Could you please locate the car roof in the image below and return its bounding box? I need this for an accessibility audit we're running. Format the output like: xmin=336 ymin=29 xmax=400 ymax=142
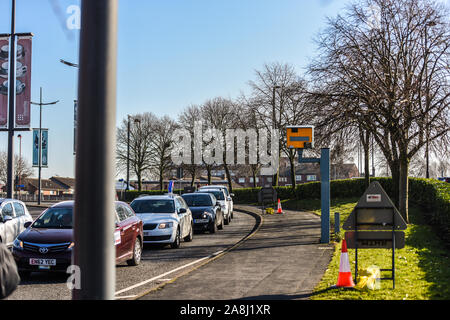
xmin=0 ymin=198 xmax=23 ymax=205
xmin=199 ymin=185 xmax=228 ymax=189
xmin=182 ymin=193 xmax=213 ymax=197
xmin=50 ymin=200 xmax=127 ymax=209
xmin=132 ymin=194 xmax=177 ymax=201
xmin=199 ymin=188 xmax=225 ymax=193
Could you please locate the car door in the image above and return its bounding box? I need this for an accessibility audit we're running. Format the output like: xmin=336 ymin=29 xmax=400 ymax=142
xmin=13 ymin=202 xmax=28 ymax=234
xmin=175 ymin=198 xmax=187 ymax=237
xmin=121 ymin=204 xmax=140 ymax=256
xmin=115 ymin=204 xmax=134 ymax=260
xmin=1 ymin=202 xmax=16 ymax=246
xmin=179 ymin=197 xmax=192 ymax=234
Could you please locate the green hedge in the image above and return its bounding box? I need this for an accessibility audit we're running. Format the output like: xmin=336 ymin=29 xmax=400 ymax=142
xmin=234 ymin=178 xmax=449 ymax=245
xmin=124 ymin=178 xmax=449 ymax=245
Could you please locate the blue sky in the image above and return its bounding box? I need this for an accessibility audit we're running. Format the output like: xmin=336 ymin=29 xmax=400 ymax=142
xmin=0 ymin=0 xmax=359 ymax=179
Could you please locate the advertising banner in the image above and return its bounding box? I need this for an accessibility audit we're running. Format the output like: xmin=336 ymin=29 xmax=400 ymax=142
xmin=32 ymin=128 xmax=49 ymax=168
xmin=74 ymin=100 xmax=77 ymax=155
xmin=15 ymin=36 xmax=32 ymax=128
xmin=32 ymin=129 xmax=39 ymax=167
xmin=0 ymin=37 xmax=9 ymax=128
xmin=41 ymin=129 xmax=48 ymax=167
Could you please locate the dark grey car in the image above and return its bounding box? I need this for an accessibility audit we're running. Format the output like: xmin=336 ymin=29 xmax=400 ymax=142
xmin=0 ymin=199 xmax=33 ymax=248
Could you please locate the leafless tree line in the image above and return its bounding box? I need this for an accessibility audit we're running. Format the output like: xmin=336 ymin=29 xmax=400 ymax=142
xmin=116 ymin=0 xmax=449 ymax=223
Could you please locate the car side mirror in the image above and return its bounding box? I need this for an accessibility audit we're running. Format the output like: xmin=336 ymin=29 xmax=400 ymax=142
xmin=216 ymin=201 xmax=221 ymax=207
xmin=227 ymin=197 xmax=232 ymax=201
xmin=230 ymin=193 xmax=235 ymax=197
xmin=178 ymin=208 xmax=187 ymax=214
xmin=24 ymin=221 xmax=32 ymax=229
xmin=3 ymin=215 xmax=13 ymax=223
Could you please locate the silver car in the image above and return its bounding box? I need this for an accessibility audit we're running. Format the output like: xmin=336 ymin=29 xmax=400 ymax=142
xmin=199 ymin=185 xmax=234 ymax=219
xmin=0 ymin=199 xmax=33 ymax=248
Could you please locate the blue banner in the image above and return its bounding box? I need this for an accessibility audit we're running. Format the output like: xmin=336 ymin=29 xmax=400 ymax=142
xmin=41 ymin=129 xmax=48 ymax=167
xmin=168 ymin=180 xmax=174 ymax=194
xmin=32 ymin=129 xmax=39 ymax=167
xmin=32 ymin=129 xmax=49 ymax=168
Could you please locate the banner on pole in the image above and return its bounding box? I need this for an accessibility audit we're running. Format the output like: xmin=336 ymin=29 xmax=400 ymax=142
xmin=32 ymin=129 xmax=39 ymax=167
xmin=15 ymin=36 xmax=32 ymax=128
xmin=74 ymin=100 xmax=77 ymax=155
xmin=33 ymin=128 xmax=49 ymax=168
xmin=0 ymin=37 xmax=9 ymax=129
xmin=41 ymin=129 xmax=48 ymax=167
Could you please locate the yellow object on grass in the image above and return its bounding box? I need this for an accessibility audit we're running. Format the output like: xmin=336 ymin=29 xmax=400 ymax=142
xmin=355 ymin=266 xmax=381 ymax=290
xmin=265 ymin=208 xmax=274 ymax=215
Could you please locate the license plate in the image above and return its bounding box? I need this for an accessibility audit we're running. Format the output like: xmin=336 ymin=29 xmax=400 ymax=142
xmin=29 ymin=258 xmax=56 ymax=266
xmin=194 ymin=219 xmax=209 ymax=224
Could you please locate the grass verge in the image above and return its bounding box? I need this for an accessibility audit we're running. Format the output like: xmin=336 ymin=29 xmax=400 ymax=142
xmin=284 ymin=198 xmax=450 ymax=300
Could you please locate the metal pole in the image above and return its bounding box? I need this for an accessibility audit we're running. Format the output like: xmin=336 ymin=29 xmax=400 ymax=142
xmin=38 ymin=88 xmax=42 ymax=205
xmin=320 ymin=148 xmax=330 ymax=243
xmin=126 ymin=115 xmax=130 ymax=192
xmin=73 ymin=0 xmax=118 ymax=300
xmin=6 ymin=0 xmax=16 ymax=199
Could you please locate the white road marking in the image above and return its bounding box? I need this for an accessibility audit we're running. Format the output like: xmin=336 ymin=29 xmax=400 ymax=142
xmin=115 ymin=250 xmax=224 ymax=296
xmin=115 ymin=295 xmax=137 ymax=300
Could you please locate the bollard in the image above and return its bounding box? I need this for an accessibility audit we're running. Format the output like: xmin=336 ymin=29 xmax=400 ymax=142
xmin=335 ymin=212 xmax=340 ymax=234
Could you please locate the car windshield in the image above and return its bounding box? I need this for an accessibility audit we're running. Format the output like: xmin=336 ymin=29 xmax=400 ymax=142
xmin=33 ymin=208 xmax=73 ymax=229
xmin=202 ymin=187 xmax=229 ymax=196
xmin=182 ymin=194 xmax=213 ymax=207
xmin=202 ymin=190 xmax=225 ymax=200
xmin=131 ymin=199 xmax=175 ymax=214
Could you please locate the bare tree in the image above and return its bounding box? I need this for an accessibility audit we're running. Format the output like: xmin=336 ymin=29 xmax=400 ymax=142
xmin=0 ymin=152 xmax=33 ymax=189
xmin=116 ymin=113 xmax=157 ymax=191
xmin=309 ymin=0 xmax=450 ymax=222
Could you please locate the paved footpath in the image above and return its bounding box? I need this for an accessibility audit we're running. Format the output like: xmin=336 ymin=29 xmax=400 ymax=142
xmin=140 ymin=205 xmax=334 ymax=300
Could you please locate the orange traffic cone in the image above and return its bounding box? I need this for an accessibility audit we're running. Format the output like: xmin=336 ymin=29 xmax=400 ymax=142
xmin=336 ymin=239 xmax=355 ymax=288
xmin=276 ymin=199 xmax=283 ymax=214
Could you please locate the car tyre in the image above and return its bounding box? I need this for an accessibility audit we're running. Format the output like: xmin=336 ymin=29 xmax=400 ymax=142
xmin=224 ymin=212 xmax=230 ymax=225
xmin=171 ymin=228 xmax=181 ymax=249
xmin=127 ymin=238 xmax=142 ymax=266
xmin=184 ymin=223 xmax=194 ymax=242
xmin=209 ymin=219 xmax=217 ymax=234
xmin=218 ymin=214 xmax=224 ymax=230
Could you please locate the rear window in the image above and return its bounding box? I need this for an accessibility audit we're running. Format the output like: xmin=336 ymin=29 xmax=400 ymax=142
xmin=131 ymin=199 xmax=175 ymax=214
xmin=182 ymin=194 xmax=213 ymax=207
xmin=202 ymin=190 xmax=225 ymax=200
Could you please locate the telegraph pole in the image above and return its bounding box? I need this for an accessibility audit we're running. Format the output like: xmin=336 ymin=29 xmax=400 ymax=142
xmin=73 ymin=0 xmax=118 ymax=300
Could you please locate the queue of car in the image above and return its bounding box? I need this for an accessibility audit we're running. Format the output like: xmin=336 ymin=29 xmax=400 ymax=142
xmin=0 ymin=185 xmax=234 ymax=278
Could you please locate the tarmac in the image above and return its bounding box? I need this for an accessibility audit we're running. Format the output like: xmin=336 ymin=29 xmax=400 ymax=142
xmin=139 ymin=205 xmax=335 ymax=300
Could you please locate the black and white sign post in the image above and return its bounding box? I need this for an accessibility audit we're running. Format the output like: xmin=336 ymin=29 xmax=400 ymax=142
xmin=343 ymin=182 xmax=408 ymax=289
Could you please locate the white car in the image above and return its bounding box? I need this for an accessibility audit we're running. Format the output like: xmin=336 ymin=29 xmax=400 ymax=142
xmin=0 ymin=199 xmax=33 ymax=248
xmin=199 ymin=185 xmax=234 ymax=219
xmin=130 ymin=195 xmax=193 ymax=249
xmin=198 ymin=189 xmax=231 ymax=225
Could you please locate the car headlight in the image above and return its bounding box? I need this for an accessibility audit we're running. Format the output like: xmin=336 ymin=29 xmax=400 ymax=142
xmin=68 ymin=242 xmax=75 ymax=250
xmin=202 ymin=212 xmax=212 ymax=219
xmin=158 ymin=222 xmax=174 ymax=229
xmin=13 ymin=239 xmax=23 ymax=250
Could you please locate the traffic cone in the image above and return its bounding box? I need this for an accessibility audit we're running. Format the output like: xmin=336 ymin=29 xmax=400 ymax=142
xmin=336 ymin=239 xmax=355 ymax=288
xmin=276 ymin=199 xmax=283 ymax=214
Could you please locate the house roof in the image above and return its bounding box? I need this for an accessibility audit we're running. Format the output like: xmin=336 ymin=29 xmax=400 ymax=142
xmin=50 ymin=177 xmax=76 ymax=189
xmin=25 ymin=178 xmax=68 ymax=191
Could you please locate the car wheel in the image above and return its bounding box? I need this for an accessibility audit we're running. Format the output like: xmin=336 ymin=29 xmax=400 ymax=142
xmin=184 ymin=223 xmax=194 ymax=242
xmin=171 ymin=228 xmax=181 ymax=249
xmin=209 ymin=219 xmax=217 ymax=234
xmin=224 ymin=213 xmax=230 ymax=225
xmin=231 ymin=210 xmax=234 ymax=219
xmin=127 ymin=238 xmax=142 ymax=266
xmin=218 ymin=214 xmax=224 ymax=230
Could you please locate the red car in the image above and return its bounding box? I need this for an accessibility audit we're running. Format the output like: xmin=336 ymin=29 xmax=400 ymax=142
xmin=12 ymin=201 xmax=143 ymax=277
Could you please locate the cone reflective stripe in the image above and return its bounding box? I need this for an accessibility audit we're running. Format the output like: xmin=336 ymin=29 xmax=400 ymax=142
xmin=277 ymin=199 xmax=283 ymax=214
xmin=336 ymin=239 xmax=355 ymax=288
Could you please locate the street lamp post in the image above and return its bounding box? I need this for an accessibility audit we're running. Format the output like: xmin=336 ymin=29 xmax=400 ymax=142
xmin=31 ymin=87 xmax=59 ymax=205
